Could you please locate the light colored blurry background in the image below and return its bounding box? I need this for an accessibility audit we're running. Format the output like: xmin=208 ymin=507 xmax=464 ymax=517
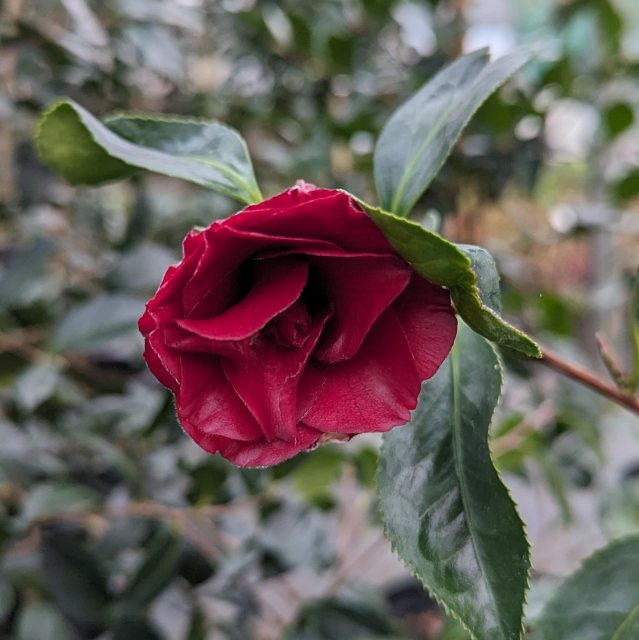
xmin=1 ymin=1 xmax=639 ymax=638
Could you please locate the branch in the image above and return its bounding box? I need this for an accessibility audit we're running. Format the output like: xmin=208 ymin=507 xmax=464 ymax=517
xmin=539 ymin=347 xmax=639 ymax=417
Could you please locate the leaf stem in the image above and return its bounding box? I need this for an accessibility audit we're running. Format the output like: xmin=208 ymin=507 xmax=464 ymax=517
xmin=538 ymin=347 xmax=639 ymax=417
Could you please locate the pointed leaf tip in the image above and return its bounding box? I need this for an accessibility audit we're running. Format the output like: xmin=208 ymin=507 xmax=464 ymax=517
xmin=374 ymin=47 xmax=532 ymax=217
xmin=36 ymin=99 xmax=262 ymax=204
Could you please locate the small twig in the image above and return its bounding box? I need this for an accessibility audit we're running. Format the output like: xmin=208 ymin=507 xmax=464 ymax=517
xmin=539 ymin=347 xmax=639 ymax=417
xmin=27 ymin=497 xmax=259 ymax=530
xmin=595 ymin=332 xmax=629 ymax=391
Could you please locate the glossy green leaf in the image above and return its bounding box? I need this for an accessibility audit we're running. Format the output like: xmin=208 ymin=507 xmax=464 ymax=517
xmin=603 ymin=103 xmax=634 ymax=139
xmin=112 ymin=615 xmax=163 ymax=640
xmin=612 ymin=168 xmax=639 ymax=204
xmin=456 ymin=244 xmax=502 ymax=313
xmin=14 ymin=602 xmax=74 ymax=640
xmin=291 ymin=447 xmax=344 ymax=503
xmin=285 ymin=593 xmax=395 ymax=640
xmin=359 ymin=200 xmax=540 ymax=357
xmin=41 ymin=525 xmax=110 ymax=629
xmin=378 ymin=323 xmax=530 ymax=640
xmin=0 ymin=238 xmax=56 ymax=310
xmin=18 ymin=482 xmax=99 ymax=528
xmin=118 ymin=525 xmax=183 ymax=610
xmin=374 ymin=48 xmax=531 ymax=217
xmin=185 ymin=607 xmax=207 ymax=640
xmin=108 ymin=242 xmax=177 ymax=293
xmin=14 ymin=361 xmax=59 ymax=411
xmin=450 ymin=245 xmax=539 ymax=356
xmin=52 ymin=293 xmax=144 ymax=354
xmin=36 ymin=99 xmax=262 ymax=204
xmin=178 ymin=542 xmax=216 ymax=586
xmin=535 ymin=535 xmax=639 ymax=640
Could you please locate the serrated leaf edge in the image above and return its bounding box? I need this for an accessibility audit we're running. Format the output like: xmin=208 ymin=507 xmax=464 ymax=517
xmin=377 ymin=335 xmax=532 ymax=640
xmin=538 ymin=534 xmax=639 ymax=640
xmin=352 ymin=194 xmax=541 ymax=357
xmin=451 ymin=285 xmax=542 ymax=358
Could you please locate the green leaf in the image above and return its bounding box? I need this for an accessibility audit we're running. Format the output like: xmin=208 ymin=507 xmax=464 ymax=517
xmin=36 ymin=99 xmax=262 ymax=204
xmin=186 ymin=607 xmax=208 ymax=640
xmin=118 ymin=525 xmax=183 ymax=610
xmin=14 ymin=361 xmax=59 ymax=411
xmin=290 ymin=447 xmax=344 ymax=503
xmin=41 ymin=525 xmax=110 ymax=629
xmin=112 ymin=614 xmax=163 ymax=640
xmin=108 ymin=242 xmax=177 ymax=293
xmin=0 ymin=238 xmax=56 ymax=310
xmin=603 ymin=103 xmax=634 ymax=139
xmin=18 ymin=482 xmax=99 ymax=528
xmin=178 ymin=542 xmax=216 ymax=586
xmin=374 ymin=48 xmax=532 ymax=217
xmin=14 ymin=602 xmax=74 ymax=640
xmin=611 ymin=168 xmax=639 ymax=204
xmin=285 ymin=593 xmax=394 ymax=640
xmin=359 ymin=200 xmax=540 ymax=357
xmin=378 ymin=323 xmax=530 ymax=640
xmin=362 ymin=201 xmax=472 ymax=287
xmin=535 ymin=536 xmax=639 ymax=640
xmin=456 ymin=244 xmax=502 ymax=313
xmin=52 ymin=293 xmax=145 ymax=354
xmin=450 ymin=245 xmax=539 ymax=357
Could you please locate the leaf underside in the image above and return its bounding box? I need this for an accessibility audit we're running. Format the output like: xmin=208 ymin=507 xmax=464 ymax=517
xmin=360 ymin=200 xmax=540 ymax=357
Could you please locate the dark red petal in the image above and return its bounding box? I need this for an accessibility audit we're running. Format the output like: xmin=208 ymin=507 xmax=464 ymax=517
xmin=312 ymin=254 xmax=412 ymax=362
xmin=176 ymin=353 xmax=262 ymax=441
xmin=195 ymin=424 xmax=322 ymax=467
xmin=299 ymin=308 xmax=421 ymax=433
xmin=138 ymin=308 xmax=156 ymax=335
xmin=228 ymin=190 xmax=392 ymax=253
xmin=148 ymin=230 xmax=206 ymax=319
xmin=177 ymin=259 xmax=308 ymax=341
xmin=142 ymin=330 xmax=180 ymax=391
xmin=234 ymin=180 xmax=321 ymax=214
xmin=223 ymin=310 xmax=331 ymax=443
xmin=182 ymin=226 xmax=338 ymax=318
xmin=393 ymin=275 xmax=457 ymax=380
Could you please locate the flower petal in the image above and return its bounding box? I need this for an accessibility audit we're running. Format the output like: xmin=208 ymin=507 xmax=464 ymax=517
xmin=299 ymin=308 xmax=421 ymax=433
xmin=147 ymin=229 xmax=205 ymax=322
xmin=394 ymin=275 xmax=458 ymax=380
xmin=198 ymin=424 xmax=322 ymax=467
xmin=177 ymin=259 xmax=308 ymax=341
xmin=223 ymin=310 xmax=331 ymax=442
xmin=182 ymin=225 xmax=337 ymax=318
xmin=177 ymin=353 xmax=262 ymax=442
xmin=312 ymin=254 xmax=412 ymax=362
xmin=143 ymin=329 xmax=181 ymax=391
xmin=230 ymin=189 xmax=391 ymax=253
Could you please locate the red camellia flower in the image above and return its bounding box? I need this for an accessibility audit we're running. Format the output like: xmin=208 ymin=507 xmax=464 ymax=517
xmin=139 ymin=182 xmax=457 ymax=467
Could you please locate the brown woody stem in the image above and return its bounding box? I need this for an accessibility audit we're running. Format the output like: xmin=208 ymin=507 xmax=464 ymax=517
xmin=539 ymin=347 xmax=639 ymax=417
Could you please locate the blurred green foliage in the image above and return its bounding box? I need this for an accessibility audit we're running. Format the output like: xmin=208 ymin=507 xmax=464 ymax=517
xmin=1 ymin=0 xmax=639 ymax=638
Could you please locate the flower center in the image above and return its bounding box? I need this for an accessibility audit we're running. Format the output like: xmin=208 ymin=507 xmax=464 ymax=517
xmin=264 ymin=300 xmax=312 ymax=349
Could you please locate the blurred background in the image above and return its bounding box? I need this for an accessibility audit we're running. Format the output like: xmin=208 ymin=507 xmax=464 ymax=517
xmin=1 ymin=0 xmax=639 ymax=638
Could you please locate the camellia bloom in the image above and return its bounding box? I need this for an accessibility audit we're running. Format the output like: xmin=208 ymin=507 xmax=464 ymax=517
xmin=139 ymin=182 xmax=457 ymax=467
